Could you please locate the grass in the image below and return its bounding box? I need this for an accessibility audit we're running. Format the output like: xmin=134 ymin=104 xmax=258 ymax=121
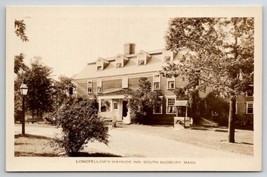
xmin=14 ymin=134 xmax=62 ymax=157
xmin=14 ymin=134 xmax=122 ymax=157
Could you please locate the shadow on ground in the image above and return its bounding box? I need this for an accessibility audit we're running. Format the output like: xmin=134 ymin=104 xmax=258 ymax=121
xmin=69 ymin=152 xmax=122 ymax=157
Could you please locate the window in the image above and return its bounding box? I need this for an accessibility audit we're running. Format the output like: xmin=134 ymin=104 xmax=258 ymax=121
xmin=246 ymin=102 xmax=253 ymax=114
xmin=166 ymin=98 xmax=176 ymax=114
xmin=246 ymin=86 xmax=254 ymax=97
xmin=167 ymin=77 xmax=175 ymax=90
xmin=97 ymin=80 xmax=102 ymax=93
xmin=122 ymin=77 xmax=128 ymax=88
xmin=162 ymin=50 xmax=173 ymax=63
xmin=113 ymin=102 xmax=118 ymax=109
xmin=137 ymin=51 xmax=150 ymax=66
xmin=87 ymin=81 xmax=93 ymax=94
xmin=153 ymin=74 xmax=160 ymax=90
xmin=153 ymin=97 xmax=163 ymax=114
xmin=116 ymin=63 xmax=122 ymax=68
xmin=101 ymin=100 xmax=110 ymax=112
xmin=138 ymin=59 xmax=145 ymax=65
xmin=97 ymin=65 xmax=102 ymax=71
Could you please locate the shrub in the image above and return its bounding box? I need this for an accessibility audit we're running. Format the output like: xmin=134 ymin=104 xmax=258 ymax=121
xmin=56 ymin=96 xmax=109 ymax=156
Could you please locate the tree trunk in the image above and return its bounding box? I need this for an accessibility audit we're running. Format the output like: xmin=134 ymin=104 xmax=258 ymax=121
xmin=228 ymin=96 xmax=236 ymax=143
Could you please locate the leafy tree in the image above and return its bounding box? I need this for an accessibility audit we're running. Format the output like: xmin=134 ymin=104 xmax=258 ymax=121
xmin=55 ymin=96 xmax=109 ymax=156
xmin=128 ymin=77 xmax=163 ymax=123
xmin=52 ymin=76 xmax=75 ymax=110
xmin=163 ymin=17 xmax=254 ymax=142
xmin=24 ymin=58 xmax=54 ymax=119
xmin=14 ymin=19 xmax=29 ymax=122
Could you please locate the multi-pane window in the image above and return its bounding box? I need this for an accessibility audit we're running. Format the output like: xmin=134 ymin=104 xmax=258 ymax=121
xmin=166 ymin=98 xmax=176 ymax=114
xmin=246 ymin=102 xmax=253 ymax=114
xmin=87 ymin=81 xmax=93 ymax=94
xmin=97 ymin=80 xmax=102 ymax=93
xmin=153 ymin=74 xmax=160 ymax=90
xmin=167 ymin=77 xmax=175 ymax=90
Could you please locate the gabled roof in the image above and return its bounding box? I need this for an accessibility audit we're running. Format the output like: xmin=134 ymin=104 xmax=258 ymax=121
xmin=74 ymin=50 xmax=165 ymax=80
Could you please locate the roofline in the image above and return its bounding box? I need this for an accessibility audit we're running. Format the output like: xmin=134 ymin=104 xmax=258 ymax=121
xmin=74 ymin=70 xmax=162 ymax=81
xmin=87 ymin=48 xmax=165 ymax=65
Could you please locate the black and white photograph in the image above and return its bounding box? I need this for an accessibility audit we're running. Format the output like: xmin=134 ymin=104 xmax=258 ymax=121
xmin=6 ymin=6 xmax=262 ymax=171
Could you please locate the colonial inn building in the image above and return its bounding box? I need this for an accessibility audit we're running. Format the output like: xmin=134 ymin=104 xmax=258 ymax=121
xmin=73 ymin=43 xmax=254 ymax=126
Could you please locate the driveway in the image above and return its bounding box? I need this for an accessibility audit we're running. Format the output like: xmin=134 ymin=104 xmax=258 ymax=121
xmin=14 ymin=124 xmax=252 ymax=158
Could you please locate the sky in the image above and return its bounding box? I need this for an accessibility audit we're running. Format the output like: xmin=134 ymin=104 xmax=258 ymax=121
xmin=7 ymin=7 xmax=172 ymax=79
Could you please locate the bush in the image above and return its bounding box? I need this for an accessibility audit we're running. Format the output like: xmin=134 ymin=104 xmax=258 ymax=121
xmin=56 ymin=96 xmax=109 ymax=156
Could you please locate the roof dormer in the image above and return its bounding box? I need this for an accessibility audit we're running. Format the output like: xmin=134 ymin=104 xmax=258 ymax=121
xmin=162 ymin=50 xmax=173 ymax=63
xmin=115 ymin=54 xmax=129 ymax=68
xmin=96 ymin=57 xmax=109 ymax=71
xmin=137 ymin=50 xmax=151 ymax=66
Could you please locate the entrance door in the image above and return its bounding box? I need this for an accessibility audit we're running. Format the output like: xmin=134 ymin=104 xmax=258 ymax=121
xmin=113 ymin=101 xmax=121 ymax=121
xmin=122 ymin=101 xmax=128 ymax=118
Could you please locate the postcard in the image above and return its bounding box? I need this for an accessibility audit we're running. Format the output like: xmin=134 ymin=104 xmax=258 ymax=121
xmin=6 ymin=6 xmax=262 ymax=171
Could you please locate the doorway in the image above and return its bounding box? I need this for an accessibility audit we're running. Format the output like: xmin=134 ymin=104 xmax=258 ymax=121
xmin=122 ymin=101 xmax=128 ymax=117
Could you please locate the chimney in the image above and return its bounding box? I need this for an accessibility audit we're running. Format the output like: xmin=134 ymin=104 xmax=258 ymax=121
xmin=124 ymin=43 xmax=135 ymax=55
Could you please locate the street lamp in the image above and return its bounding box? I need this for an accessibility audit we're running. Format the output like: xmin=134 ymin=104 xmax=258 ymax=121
xmin=20 ymin=81 xmax=28 ymax=135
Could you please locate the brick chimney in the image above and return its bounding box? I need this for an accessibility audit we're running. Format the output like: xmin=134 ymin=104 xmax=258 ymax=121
xmin=124 ymin=43 xmax=135 ymax=55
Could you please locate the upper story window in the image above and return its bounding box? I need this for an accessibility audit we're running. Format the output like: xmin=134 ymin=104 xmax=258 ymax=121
xmin=87 ymin=81 xmax=93 ymax=94
xmin=97 ymin=80 xmax=102 ymax=93
xmin=116 ymin=63 xmax=122 ymax=68
xmin=122 ymin=77 xmax=128 ymax=88
xmin=96 ymin=58 xmax=109 ymax=71
xmin=162 ymin=50 xmax=173 ymax=63
xmin=137 ymin=50 xmax=151 ymax=66
xmin=115 ymin=54 xmax=128 ymax=68
xmin=167 ymin=77 xmax=175 ymax=90
xmin=246 ymin=101 xmax=253 ymax=114
xmin=246 ymin=85 xmax=254 ymax=97
xmin=153 ymin=74 xmax=160 ymax=90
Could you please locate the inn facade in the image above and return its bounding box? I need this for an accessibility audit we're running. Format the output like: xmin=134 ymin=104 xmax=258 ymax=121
xmin=73 ymin=43 xmax=254 ymax=126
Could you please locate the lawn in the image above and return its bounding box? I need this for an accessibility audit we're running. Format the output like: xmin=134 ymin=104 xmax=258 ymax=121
xmin=14 ymin=134 xmax=63 ymax=157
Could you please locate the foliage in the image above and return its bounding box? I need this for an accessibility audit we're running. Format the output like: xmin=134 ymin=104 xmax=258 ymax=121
xmin=128 ymin=77 xmax=163 ymax=123
xmin=14 ymin=19 xmax=29 ymax=121
xmin=23 ymin=58 xmax=54 ymax=119
xmin=55 ymin=96 xmax=109 ymax=156
xmin=14 ymin=53 xmax=29 ymax=74
xmin=163 ymin=17 xmax=254 ymax=142
xmin=203 ymin=91 xmax=229 ymax=126
xmin=52 ymin=76 xmax=75 ymax=111
xmin=14 ymin=19 xmax=29 ymax=42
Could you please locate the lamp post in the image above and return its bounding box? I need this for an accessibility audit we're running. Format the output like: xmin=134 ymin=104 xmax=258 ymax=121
xmin=20 ymin=81 xmax=28 ymax=135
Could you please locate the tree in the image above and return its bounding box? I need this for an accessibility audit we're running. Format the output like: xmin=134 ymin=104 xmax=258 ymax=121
xmin=128 ymin=77 xmax=163 ymax=123
xmin=55 ymin=96 xmax=109 ymax=156
xmin=14 ymin=19 xmax=29 ymax=123
xmin=52 ymin=76 xmax=75 ymax=111
xmin=24 ymin=58 xmax=54 ymax=119
xmin=163 ymin=17 xmax=254 ymax=143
